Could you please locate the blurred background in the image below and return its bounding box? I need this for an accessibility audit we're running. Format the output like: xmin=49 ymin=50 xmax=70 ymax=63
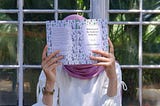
xmin=0 ymin=0 xmax=160 ymax=106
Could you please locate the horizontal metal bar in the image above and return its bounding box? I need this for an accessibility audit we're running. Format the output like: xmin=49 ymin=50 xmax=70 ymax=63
xmin=121 ymin=65 xmax=160 ymax=69
xmin=142 ymin=10 xmax=160 ymax=13
xmin=57 ymin=9 xmax=91 ymax=13
xmin=0 ymin=65 xmax=19 ymax=69
xmin=23 ymin=9 xmax=91 ymax=13
xmin=0 ymin=9 xmax=91 ymax=14
xmin=1 ymin=9 xmax=160 ymax=14
xmin=108 ymin=10 xmax=141 ymax=13
xmin=0 ymin=21 xmax=159 ymax=25
xmin=0 ymin=65 xmax=41 ymax=69
xmin=23 ymin=21 xmax=46 ymax=25
xmin=142 ymin=21 xmax=160 ymax=25
xmin=0 ymin=21 xmax=160 ymax=25
xmin=108 ymin=9 xmax=160 ymax=13
xmin=108 ymin=21 xmax=140 ymax=25
xmin=0 ymin=65 xmax=160 ymax=69
xmin=121 ymin=65 xmax=140 ymax=69
xmin=142 ymin=65 xmax=160 ymax=69
xmin=23 ymin=9 xmax=56 ymax=13
xmin=25 ymin=21 xmax=140 ymax=25
xmin=0 ymin=21 xmax=18 ymax=24
xmin=108 ymin=21 xmax=160 ymax=25
xmin=0 ymin=21 xmax=45 ymax=25
xmin=0 ymin=9 xmax=91 ymax=15
xmin=23 ymin=65 xmax=41 ymax=68
xmin=0 ymin=9 xmax=18 ymax=13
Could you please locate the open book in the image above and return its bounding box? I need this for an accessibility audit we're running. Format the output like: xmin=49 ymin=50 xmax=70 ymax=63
xmin=46 ymin=19 xmax=108 ymax=65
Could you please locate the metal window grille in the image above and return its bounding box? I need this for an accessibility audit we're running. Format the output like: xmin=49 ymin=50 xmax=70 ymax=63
xmin=106 ymin=1 xmax=160 ymax=106
xmin=0 ymin=0 xmax=160 ymax=106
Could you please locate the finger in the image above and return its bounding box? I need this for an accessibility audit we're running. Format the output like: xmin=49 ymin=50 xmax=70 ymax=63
xmin=47 ymin=50 xmax=60 ymax=59
xmin=49 ymin=62 xmax=61 ymax=72
xmin=44 ymin=50 xmax=60 ymax=64
xmin=90 ymin=56 xmax=110 ymax=62
xmin=43 ymin=62 xmax=61 ymax=76
xmin=47 ymin=56 xmax=63 ymax=68
xmin=92 ymin=50 xmax=110 ymax=58
xmin=108 ymin=37 xmax=114 ymax=55
xmin=42 ymin=55 xmax=63 ymax=69
xmin=44 ymin=62 xmax=59 ymax=72
xmin=93 ymin=62 xmax=112 ymax=66
xmin=42 ymin=45 xmax=48 ymax=60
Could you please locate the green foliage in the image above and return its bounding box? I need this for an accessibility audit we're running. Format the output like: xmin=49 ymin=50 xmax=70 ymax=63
xmin=24 ymin=0 xmax=53 ymax=9
xmin=0 ymin=24 xmax=17 ymax=64
xmin=110 ymin=0 xmax=139 ymax=9
xmin=24 ymin=27 xmax=46 ymax=64
xmin=0 ymin=0 xmax=17 ymax=20
xmin=58 ymin=0 xmax=90 ymax=19
xmin=0 ymin=0 xmax=160 ymax=105
xmin=143 ymin=70 xmax=160 ymax=86
xmin=0 ymin=0 xmax=17 ymax=9
xmin=109 ymin=0 xmax=160 ymax=104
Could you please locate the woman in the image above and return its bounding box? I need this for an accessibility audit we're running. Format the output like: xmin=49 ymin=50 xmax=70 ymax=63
xmin=33 ymin=15 xmax=122 ymax=106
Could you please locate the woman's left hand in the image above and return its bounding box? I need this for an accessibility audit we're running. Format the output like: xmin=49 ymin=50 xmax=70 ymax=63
xmin=90 ymin=38 xmax=116 ymax=80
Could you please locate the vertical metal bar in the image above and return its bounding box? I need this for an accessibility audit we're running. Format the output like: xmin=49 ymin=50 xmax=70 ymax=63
xmin=139 ymin=0 xmax=143 ymax=106
xmin=106 ymin=0 xmax=110 ymax=38
xmin=92 ymin=0 xmax=106 ymax=19
xmin=54 ymin=0 xmax=58 ymax=20
xmin=17 ymin=0 xmax=24 ymax=105
xmin=106 ymin=0 xmax=110 ymax=49
xmin=90 ymin=0 xmax=92 ymax=12
xmin=106 ymin=0 xmax=109 ymax=21
xmin=89 ymin=0 xmax=93 ymax=18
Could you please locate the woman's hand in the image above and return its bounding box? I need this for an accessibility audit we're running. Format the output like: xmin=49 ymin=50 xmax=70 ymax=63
xmin=90 ymin=38 xmax=116 ymax=80
xmin=90 ymin=38 xmax=117 ymax=96
xmin=41 ymin=45 xmax=63 ymax=90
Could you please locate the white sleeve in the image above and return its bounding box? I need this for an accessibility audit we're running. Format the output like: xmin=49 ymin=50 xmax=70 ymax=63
xmin=114 ymin=62 xmax=122 ymax=105
xmin=102 ymin=62 xmax=122 ymax=106
xmin=32 ymin=69 xmax=60 ymax=106
xmin=32 ymin=71 xmax=47 ymax=106
xmin=32 ymin=92 xmax=46 ymax=106
xmin=101 ymin=95 xmax=117 ymax=106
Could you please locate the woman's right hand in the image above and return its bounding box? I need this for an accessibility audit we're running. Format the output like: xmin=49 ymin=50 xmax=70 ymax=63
xmin=41 ymin=45 xmax=63 ymax=90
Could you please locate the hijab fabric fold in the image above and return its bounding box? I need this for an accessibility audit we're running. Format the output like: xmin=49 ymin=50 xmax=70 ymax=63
xmin=63 ymin=14 xmax=104 ymax=79
xmin=63 ymin=64 xmax=104 ymax=79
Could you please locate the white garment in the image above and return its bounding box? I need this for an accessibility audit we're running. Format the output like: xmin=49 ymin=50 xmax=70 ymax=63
xmin=33 ymin=63 xmax=122 ymax=106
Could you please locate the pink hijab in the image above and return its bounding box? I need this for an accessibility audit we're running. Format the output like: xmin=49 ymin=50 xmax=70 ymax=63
xmin=63 ymin=14 xmax=104 ymax=79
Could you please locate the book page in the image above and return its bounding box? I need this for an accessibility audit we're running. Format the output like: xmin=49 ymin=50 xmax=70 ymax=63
xmin=51 ymin=27 xmax=72 ymax=56
xmin=84 ymin=23 xmax=102 ymax=53
xmin=46 ymin=19 xmax=108 ymax=65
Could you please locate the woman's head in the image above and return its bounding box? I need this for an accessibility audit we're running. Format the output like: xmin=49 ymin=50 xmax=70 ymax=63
xmin=63 ymin=14 xmax=85 ymax=20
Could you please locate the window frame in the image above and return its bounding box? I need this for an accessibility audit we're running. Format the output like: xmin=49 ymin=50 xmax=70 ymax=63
xmin=0 ymin=0 xmax=160 ymax=105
